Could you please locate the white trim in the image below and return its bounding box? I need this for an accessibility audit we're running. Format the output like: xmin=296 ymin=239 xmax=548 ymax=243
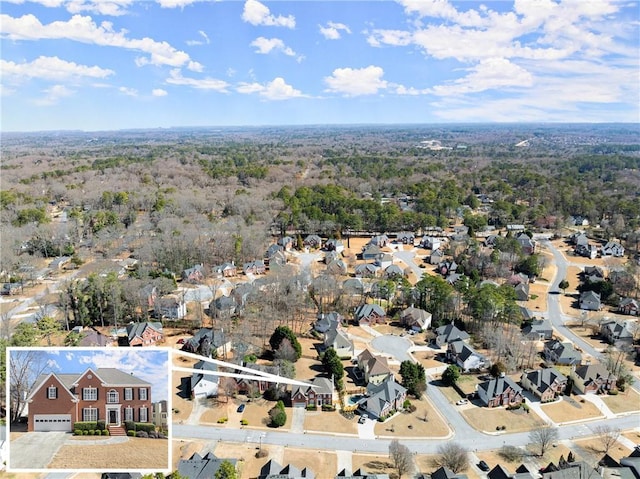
xmin=47 ymin=385 xmax=57 ymax=399
xmin=82 ymin=387 xmax=97 ymax=401
xmin=124 ymin=387 xmax=133 ymax=401
xmin=125 ymin=406 xmax=133 ymax=422
xmin=139 ymin=406 xmax=148 ymax=423
xmin=83 ymin=407 xmax=98 ymax=422
xmin=106 ymin=405 xmax=121 ymax=426
xmin=139 ymin=387 xmax=147 ymax=400
xmin=107 ymin=389 xmax=119 ymax=404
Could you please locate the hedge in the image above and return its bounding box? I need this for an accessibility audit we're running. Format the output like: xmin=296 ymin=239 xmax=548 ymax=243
xmin=124 ymin=420 xmax=135 ymax=431
xmin=127 ymin=430 xmax=136 ymax=437
xmin=134 ymin=422 xmax=155 ymax=433
xmin=96 ymin=420 xmax=106 ymax=431
xmin=73 ymin=429 xmax=82 ymax=436
xmin=103 ymin=430 xmax=110 ymax=435
xmin=74 ymin=421 xmax=98 ymax=431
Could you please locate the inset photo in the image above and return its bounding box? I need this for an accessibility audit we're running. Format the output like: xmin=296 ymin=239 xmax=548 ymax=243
xmin=7 ymin=347 xmax=171 ymax=473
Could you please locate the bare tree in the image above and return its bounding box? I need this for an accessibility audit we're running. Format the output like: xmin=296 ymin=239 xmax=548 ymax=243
xmin=9 ymin=350 xmax=49 ymax=424
xmin=274 ymin=338 xmax=298 ymax=362
xmin=594 ymin=425 xmax=620 ymax=454
xmin=529 ymin=424 xmax=559 ymax=457
xmin=433 ymin=442 xmax=469 ymax=473
xmin=389 ymin=439 xmax=414 ymax=479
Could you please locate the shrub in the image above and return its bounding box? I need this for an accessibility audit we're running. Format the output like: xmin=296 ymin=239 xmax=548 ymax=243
xmin=608 ymin=390 xmax=619 ymax=395
xmin=306 ymin=404 xmax=317 ymax=411
xmin=83 ymin=430 xmax=89 ymax=435
xmin=73 ymin=421 xmax=97 ymax=431
xmin=134 ymin=422 xmax=155 ymax=433
xmin=136 ymin=431 xmax=149 ymax=438
xmin=255 ymin=449 xmax=268 ymax=458
xmin=321 ymin=404 xmax=335 ymax=411
xmin=127 ymin=430 xmax=135 ymax=437
xmin=499 ymin=445 xmax=524 ymax=462
xmin=240 ymin=419 xmax=248 ymax=426
xmin=403 ymin=399 xmax=412 ymax=409
xmin=73 ymin=429 xmax=82 ymax=436
xmin=88 ymin=430 xmax=95 ymax=435
xmin=217 ymin=417 xmax=228 ymax=424
xmin=96 ymin=420 xmax=105 ymax=431
xmin=103 ymin=430 xmax=110 ymax=436
xmin=124 ymin=421 xmax=135 ymax=431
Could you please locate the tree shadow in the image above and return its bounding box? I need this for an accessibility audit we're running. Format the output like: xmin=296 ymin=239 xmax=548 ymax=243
xmin=176 ymin=377 xmax=191 ymax=400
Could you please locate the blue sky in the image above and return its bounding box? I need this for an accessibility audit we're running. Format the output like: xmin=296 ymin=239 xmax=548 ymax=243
xmin=11 ymin=347 xmax=170 ymax=401
xmin=1 ymin=0 xmax=638 ymax=131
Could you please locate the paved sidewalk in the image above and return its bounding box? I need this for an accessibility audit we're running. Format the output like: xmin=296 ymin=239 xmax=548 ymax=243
xmin=580 ymin=394 xmax=616 ymax=419
xmin=336 ymin=450 xmax=353 ymax=474
xmin=522 ymin=391 xmax=557 ymax=426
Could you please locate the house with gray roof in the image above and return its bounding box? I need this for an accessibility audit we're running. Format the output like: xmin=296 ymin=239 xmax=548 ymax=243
xmin=324 ymin=323 xmax=354 ymax=359
xmin=182 ymin=328 xmax=230 ymax=359
xmin=354 ymin=304 xmax=386 ymax=326
xmin=383 ymin=264 xmax=404 ymax=279
xmin=600 ymin=319 xmax=634 ymax=347
xmin=325 ymin=239 xmax=344 ymax=254
xmin=291 ymin=377 xmax=335 ymax=409
xmin=477 ymin=376 xmax=524 ymax=408
xmin=522 ymin=319 xmax=553 ymax=340
xmin=428 ymin=466 xmax=468 ymax=479
xmin=602 ymin=241 xmax=625 ymax=258
xmin=337 ymin=469 xmax=390 ymax=479
xmin=619 ymin=297 xmax=640 ymax=316
xmin=521 ymin=367 xmax=567 ymax=402
xmin=182 ymin=264 xmax=205 ymax=283
xmin=190 ymin=360 xmax=219 ymax=399
xmin=579 ymin=291 xmax=601 ymax=311
xmin=447 ymin=339 xmax=487 ymax=372
xmin=433 ymin=323 xmax=470 ymax=348
xmin=304 ymin=234 xmax=323 ymax=249
xmin=125 ymin=321 xmax=163 ymax=347
xmin=360 ymin=376 xmax=406 ymax=420
xmin=396 ymin=232 xmax=415 ymax=245
xmin=357 ymin=349 xmax=391 ymax=385
xmin=178 ymin=451 xmax=238 ymax=479
xmin=355 ymin=263 xmax=379 ymax=278
xmin=543 ymin=339 xmax=582 ymax=365
xmin=209 ymin=294 xmax=237 ymax=319
xmin=259 ymin=459 xmax=315 ymax=479
xmin=314 ymin=312 xmax=343 ymax=333
xmin=571 ymin=363 xmax=616 ymax=394
xmin=362 ymin=244 xmax=383 ymax=261
xmin=400 ymin=307 xmax=432 ymax=332
xmin=154 ymin=294 xmax=187 ymax=319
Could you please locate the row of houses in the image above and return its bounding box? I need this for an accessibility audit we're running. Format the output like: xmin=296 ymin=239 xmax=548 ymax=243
xmin=570 ymin=233 xmax=625 ymax=259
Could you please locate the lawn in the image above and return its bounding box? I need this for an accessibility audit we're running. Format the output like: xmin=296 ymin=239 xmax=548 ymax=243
xmin=171 ymin=438 xmax=208 ymax=469
xmin=540 ymin=396 xmax=602 ymax=423
xmin=601 ymin=388 xmax=640 ymax=414
xmin=462 ymin=406 xmax=545 ymax=433
xmin=573 ymin=437 xmax=633 ymax=463
xmin=282 ymin=448 xmax=338 ymax=476
xmin=352 ymin=453 xmax=395 ymax=476
xmin=373 ymin=397 xmax=449 ymax=438
xmin=304 ymin=409 xmax=358 ymax=435
xmin=171 ymin=370 xmax=194 ymax=422
xmin=47 ymin=437 xmax=170 ymax=469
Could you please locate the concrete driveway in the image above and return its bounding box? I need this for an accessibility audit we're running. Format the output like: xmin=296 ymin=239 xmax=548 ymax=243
xmin=371 ymin=334 xmax=414 ymax=363
xmin=10 ymin=432 xmax=70 ymax=469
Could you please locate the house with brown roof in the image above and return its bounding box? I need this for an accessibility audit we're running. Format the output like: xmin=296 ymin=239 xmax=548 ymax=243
xmin=400 ymin=307 xmax=432 ymax=332
xmin=619 ymin=298 xmax=639 ymax=316
xmin=357 ymin=349 xmax=391 ymax=385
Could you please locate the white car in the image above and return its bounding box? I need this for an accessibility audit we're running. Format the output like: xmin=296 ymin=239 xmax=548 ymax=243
xmin=456 ymin=399 xmax=468 ymax=406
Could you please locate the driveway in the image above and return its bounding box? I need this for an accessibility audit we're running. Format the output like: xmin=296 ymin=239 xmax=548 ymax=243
xmin=371 ymin=334 xmax=414 ymax=363
xmin=10 ymin=432 xmax=69 ymax=469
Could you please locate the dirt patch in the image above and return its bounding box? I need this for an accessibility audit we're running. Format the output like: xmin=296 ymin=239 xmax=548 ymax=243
xmin=374 ymin=397 xmax=449 ymax=438
xmin=462 ymin=406 xmax=545 ymax=433
xmin=601 ymin=388 xmax=640 ymax=414
xmin=47 ymin=437 xmax=169 ymax=469
xmin=527 ymin=282 xmax=549 ymax=312
xmin=540 ymin=397 xmax=602 ymax=423
xmin=304 ymin=410 xmax=357 ymax=435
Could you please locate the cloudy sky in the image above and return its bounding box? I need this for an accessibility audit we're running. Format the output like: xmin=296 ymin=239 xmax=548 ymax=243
xmin=11 ymin=348 xmax=170 ymax=401
xmin=1 ymin=0 xmax=638 ymax=131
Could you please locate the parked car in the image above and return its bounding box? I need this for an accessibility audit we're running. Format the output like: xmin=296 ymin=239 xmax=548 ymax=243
xmin=358 ymin=414 xmax=368 ymax=424
xmin=176 ymin=338 xmax=185 ymax=344
xmin=237 ymin=404 xmax=245 ymax=413
xmin=456 ymin=399 xmax=468 ymax=406
xmin=478 ymin=461 xmax=490 ymax=471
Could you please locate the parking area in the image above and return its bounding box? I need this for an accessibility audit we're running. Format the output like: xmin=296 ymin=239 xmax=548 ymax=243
xmin=10 ymin=431 xmax=70 ymax=469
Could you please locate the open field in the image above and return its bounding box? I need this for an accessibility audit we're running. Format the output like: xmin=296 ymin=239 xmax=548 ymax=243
xmin=47 ymin=437 xmax=169 ymax=469
xmin=540 ymin=397 xmax=602 ymax=423
xmin=462 ymin=406 xmax=546 ymax=433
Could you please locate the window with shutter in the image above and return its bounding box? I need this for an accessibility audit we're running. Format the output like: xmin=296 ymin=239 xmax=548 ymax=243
xmin=48 ymin=386 xmax=57 ymax=399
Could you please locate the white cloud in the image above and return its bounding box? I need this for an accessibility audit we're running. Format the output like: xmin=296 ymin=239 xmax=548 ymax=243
xmin=366 ymin=29 xmax=412 ymax=47
xmin=34 ymin=84 xmax=74 ymax=105
xmin=250 ymin=37 xmax=296 ymax=56
xmin=158 ymin=0 xmax=198 ymax=7
xmin=0 ymin=14 xmax=202 ymax=70
xmin=1 ymin=56 xmax=114 ymax=82
xmin=118 ymin=86 xmax=138 ymax=96
xmin=237 ymin=77 xmax=304 ymax=100
xmin=319 ymin=21 xmax=351 ymax=40
xmin=152 ymin=88 xmax=168 ymax=96
xmin=166 ymin=68 xmax=229 ymax=91
xmin=431 ymin=57 xmax=533 ymax=96
xmin=47 ymin=358 xmax=61 ymax=369
xmin=324 ymin=65 xmax=388 ymax=96
xmin=242 ymin=0 xmax=295 ymax=28
xmin=3 ymin=0 xmax=133 ymax=16
xmin=186 ymin=30 xmax=209 ymax=46
xmin=65 ymin=352 xmax=74 ymax=361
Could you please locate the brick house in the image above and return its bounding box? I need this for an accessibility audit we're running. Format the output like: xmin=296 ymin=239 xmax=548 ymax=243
xmin=124 ymin=322 xmax=164 ymax=347
xmin=354 ymin=304 xmax=386 ymax=326
xmin=291 ymin=377 xmax=335 ymax=408
xmin=520 ymin=368 xmax=568 ymax=402
xmin=26 ymin=368 xmax=152 ymax=432
xmin=570 ymin=363 xmax=616 ymax=394
xmin=477 ymin=376 xmax=524 ymax=408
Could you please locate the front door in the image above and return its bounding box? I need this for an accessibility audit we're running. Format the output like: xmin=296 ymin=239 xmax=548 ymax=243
xmin=109 ymin=410 xmax=117 ymax=424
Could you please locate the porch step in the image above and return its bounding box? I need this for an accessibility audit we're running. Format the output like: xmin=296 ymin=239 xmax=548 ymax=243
xmin=108 ymin=425 xmax=127 ymax=436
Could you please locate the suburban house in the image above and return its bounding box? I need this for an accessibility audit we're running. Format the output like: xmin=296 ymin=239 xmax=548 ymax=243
xmin=446 ymin=339 xmax=487 ymax=372
xmin=543 ymin=339 xmax=582 ymax=365
xmin=259 ymin=460 xmax=315 ymax=479
xmin=570 ymin=363 xmax=616 ymax=394
xmin=291 ymin=377 xmax=336 ymax=408
xmin=429 ymin=249 xmax=445 ymax=265
xmin=437 ymin=260 xmax=458 ymax=277
xmin=421 ymin=236 xmax=442 ymax=250
xmin=154 ymin=294 xmax=187 ymax=320
xmin=516 ymin=233 xmax=536 ymax=255
xmin=326 ymin=259 xmax=348 ymax=275
xmin=314 ymin=312 xmax=343 ymax=333
xmin=265 ymin=244 xmax=284 ymax=262
xmin=583 ymin=266 xmax=605 ymax=282
xmin=50 ymin=256 xmax=72 ymax=270
xmin=619 ymin=298 xmax=639 ymax=316
xmin=354 ymin=263 xmax=379 ymax=278
xmin=429 ymin=466 xmax=469 ymax=479
xmin=182 ymin=264 xmax=205 ymax=283
xmin=304 ymin=234 xmax=323 ymax=249
xmin=570 ymin=216 xmax=590 ymax=227
xmin=396 ymin=232 xmax=415 ymax=245
xmin=124 ymin=321 xmax=163 ymax=347
xmin=243 ymin=260 xmax=266 ymax=275
xmin=400 ymin=307 xmax=432 ymax=332
xmin=209 ymin=295 xmax=238 ymax=319
xmin=359 ymin=376 xmax=407 ymax=420
xmin=600 ymin=320 xmax=634 ymax=347
xmin=323 ymin=323 xmax=354 ymax=359
xmin=236 ymin=363 xmax=280 ymax=395
xmin=26 ymin=367 xmax=152 ymax=432
xmin=337 ymin=468 xmax=390 ymax=479
xmin=383 ymin=264 xmax=405 ymax=279
xmin=213 ymin=262 xmax=237 ymax=278
xmin=579 ymin=291 xmax=602 ymax=311
xmin=190 ymin=360 xmax=219 ymax=399
xmin=354 ymin=304 xmax=386 ymax=326
xmin=139 ymin=284 xmax=158 ymax=311
xmin=515 ymin=282 xmax=530 ymax=301
xmin=75 ymin=327 xmax=111 ymax=347
xmin=277 ymin=236 xmax=295 ymax=251
xmin=433 ymin=323 xmax=470 ymax=348
xmin=325 ymin=239 xmax=344 ymax=254
xmin=369 ymin=234 xmax=390 ymax=247
xmin=343 ymin=278 xmax=366 ymax=296
xmin=522 ymin=319 xmax=553 ymax=340
xmin=178 ymin=451 xmax=238 ymax=479
xmin=357 ymin=349 xmax=391 ymax=385
xmin=182 ymin=328 xmax=230 ymax=359
xmin=151 ymin=400 xmax=168 ymax=430
xmin=520 ymin=368 xmax=568 ymax=402
xmin=601 ymin=241 xmax=625 ymax=258
xmin=477 ymin=376 xmax=524 ymax=408
xmin=361 ymin=244 xmax=383 ymax=261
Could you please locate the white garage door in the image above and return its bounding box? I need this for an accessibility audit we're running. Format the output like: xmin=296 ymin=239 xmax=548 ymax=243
xmin=33 ymin=414 xmax=72 ymax=432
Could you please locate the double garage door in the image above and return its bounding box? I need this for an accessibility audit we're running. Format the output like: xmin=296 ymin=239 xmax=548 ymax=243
xmin=33 ymin=414 xmax=72 ymax=432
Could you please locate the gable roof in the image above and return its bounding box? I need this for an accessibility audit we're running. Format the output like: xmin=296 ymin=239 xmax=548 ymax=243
xmin=363 ymin=377 xmax=406 ymax=417
xmin=478 ymin=376 xmax=522 ymax=398
xmin=28 ymin=372 xmax=80 ymax=402
xmin=178 ymin=451 xmax=238 ymax=479
xmin=522 ymin=368 xmax=567 ymax=394
xmin=434 ymin=323 xmax=469 ymax=344
xmin=354 ymin=303 xmax=386 ymax=320
xmin=126 ymin=321 xmax=162 ymax=342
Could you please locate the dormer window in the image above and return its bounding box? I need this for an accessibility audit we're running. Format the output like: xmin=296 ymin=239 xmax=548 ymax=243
xmin=47 ymin=386 xmax=57 ymax=399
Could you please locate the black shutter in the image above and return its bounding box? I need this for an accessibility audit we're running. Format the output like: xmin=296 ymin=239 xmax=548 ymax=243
xmin=55 ymin=387 xmax=58 ymax=399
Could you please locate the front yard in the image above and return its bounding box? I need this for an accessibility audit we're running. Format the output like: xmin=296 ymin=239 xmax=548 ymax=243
xmin=373 ymin=397 xmax=450 ymax=438
xmin=540 ymin=396 xmax=602 ymax=423
xmin=462 ymin=406 xmax=545 ymax=433
xmin=304 ymin=409 xmax=357 ymax=435
xmin=601 ymin=388 xmax=640 ymax=414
